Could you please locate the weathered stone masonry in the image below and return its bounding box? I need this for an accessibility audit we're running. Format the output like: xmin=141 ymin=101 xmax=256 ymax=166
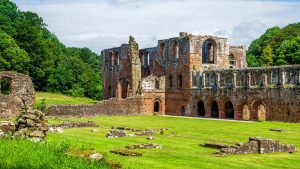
xmin=0 ymin=71 xmax=35 ymax=118
xmin=47 ymin=32 xmax=299 ymax=122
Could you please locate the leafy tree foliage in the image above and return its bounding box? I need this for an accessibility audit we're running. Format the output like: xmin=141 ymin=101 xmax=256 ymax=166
xmin=247 ymin=23 xmax=300 ymax=67
xmin=0 ymin=0 xmax=102 ymax=99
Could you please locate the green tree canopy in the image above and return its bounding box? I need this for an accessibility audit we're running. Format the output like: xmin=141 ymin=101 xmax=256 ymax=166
xmin=247 ymin=23 xmax=300 ymax=67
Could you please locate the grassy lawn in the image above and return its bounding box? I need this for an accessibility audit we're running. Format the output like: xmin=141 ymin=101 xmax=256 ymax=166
xmin=47 ymin=116 xmax=300 ymax=169
xmin=0 ymin=139 xmax=109 ymax=169
xmin=34 ymin=92 xmax=98 ymax=108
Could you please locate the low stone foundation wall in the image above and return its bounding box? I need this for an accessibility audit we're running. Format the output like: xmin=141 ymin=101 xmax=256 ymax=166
xmin=46 ymin=97 xmax=158 ymax=117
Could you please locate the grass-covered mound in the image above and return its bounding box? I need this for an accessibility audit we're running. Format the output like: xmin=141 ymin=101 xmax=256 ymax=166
xmin=35 ymin=92 xmax=97 ymax=108
xmin=0 ymin=139 xmax=109 ymax=169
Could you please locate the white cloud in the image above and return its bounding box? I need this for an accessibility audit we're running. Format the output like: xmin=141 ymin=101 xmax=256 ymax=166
xmin=11 ymin=0 xmax=300 ymax=53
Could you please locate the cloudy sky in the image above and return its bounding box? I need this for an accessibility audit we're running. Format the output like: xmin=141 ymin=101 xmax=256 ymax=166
xmin=11 ymin=0 xmax=300 ymax=54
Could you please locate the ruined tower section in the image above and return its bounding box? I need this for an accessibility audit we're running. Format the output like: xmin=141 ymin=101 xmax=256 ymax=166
xmin=128 ymin=36 xmax=142 ymax=96
xmin=0 ymin=71 xmax=35 ymax=118
xmin=229 ymin=46 xmax=247 ymax=68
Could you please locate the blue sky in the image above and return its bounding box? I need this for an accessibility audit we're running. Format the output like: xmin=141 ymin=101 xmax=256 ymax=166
xmin=11 ymin=0 xmax=300 ymax=53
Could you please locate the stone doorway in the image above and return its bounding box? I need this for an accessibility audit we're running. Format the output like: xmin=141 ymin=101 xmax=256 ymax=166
xmin=211 ymin=101 xmax=219 ymax=118
xmin=154 ymin=101 xmax=160 ymax=113
xmin=197 ymin=101 xmax=205 ymax=117
xmin=225 ymin=101 xmax=234 ymax=119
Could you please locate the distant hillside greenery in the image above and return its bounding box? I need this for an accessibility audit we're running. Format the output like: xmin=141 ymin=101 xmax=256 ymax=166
xmin=247 ymin=22 xmax=300 ymax=67
xmin=0 ymin=0 xmax=102 ymax=99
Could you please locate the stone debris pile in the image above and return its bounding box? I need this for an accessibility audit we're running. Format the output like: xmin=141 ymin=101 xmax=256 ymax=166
xmin=106 ymin=126 xmax=168 ymax=138
xmin=0 ymin=121 xmax=15 ymax=136
xmin=13 ymin=109 xmax=48 ymax=141
xmin=50 ymin=121 xmax=98 ymax=128
xmin=125 ymin=143 xmax=163 ymax=149
xmin=106 ymin=130 xmax=128 ymax=138
xmin=110 ymin=149 xmax=142 ymax=156
xmin=214 ymin=137 xmax=296 ymax=155
xmin=201 ymin=143 xmax=229 ymax=149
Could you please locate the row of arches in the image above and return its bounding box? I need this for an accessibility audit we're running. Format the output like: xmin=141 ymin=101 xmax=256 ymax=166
xmin=196 ymin=99 xmax=266 ymax=121
xmin=197 ymin=100 xmax=234 ymax=119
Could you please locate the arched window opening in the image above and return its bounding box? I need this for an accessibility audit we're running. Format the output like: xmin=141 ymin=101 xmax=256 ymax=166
xmin=225 ymin=101 xmax=234 ymax=119
xmin=160 ymin=42 xmax=165 ymax=58
xmin=229 ymin=54 xmax=236 ymax=67
xmin=202 ymin=39 xmax=216 ymax=64
xmin=154 ymin=101 xmax=160 ymax=112
xmin=173 ymin=41 xmax=179 ymax=58
xmin=181 ymin=106 xmax=185 ymax=116
xmin=114 ymin=52 xmax=119 ymax=66
xmin=155 ymin=79 xmax=160 ymax=89
xmin=108 ymin=86 xmax=111 ymax=98
xmin=178 ymin=75 xmax=183 ymax=88
xmin=211 ymin=101 xmax=219 ymax=118
xmin=169 ymin=75 xmax=173 ymax=88
xmin=121 ymin=80 xmax=128 ymax=99
xmin=109 ymin=51 xmax=113 ymax=67
xmin=197 ymin=101 xmax=205 ymax=117
xmin=0 ymin=78 xmax=11 ymax=95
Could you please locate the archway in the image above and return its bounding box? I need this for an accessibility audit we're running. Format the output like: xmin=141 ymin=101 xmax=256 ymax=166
xmin=202 ymin=39 xmax=216 ymax=64
xmin=154 ymin=101 xmax=160 ymax=113
xmin=242 ymin=105 xmax=250 ymax=121
xmin=121 ymin=80 xmax=128 ymax=99
xmin=197 ymin=101 xmax=205 ymax=116
xmin=251 ymin=101 xmax=266 ymax=121
xmin=0 ymin=78 xmax=11 ymax=95
xmin=225 ymin=101 xmax=234 ymax=119
xmin=211 ymin=101 xmax=219 ymax=118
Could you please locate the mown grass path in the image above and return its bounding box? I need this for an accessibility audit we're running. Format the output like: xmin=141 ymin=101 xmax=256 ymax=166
xmin=47 ymin=116 xmax=300 ymax=169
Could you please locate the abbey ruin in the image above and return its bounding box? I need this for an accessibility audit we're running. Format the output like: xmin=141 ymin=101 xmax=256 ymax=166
xmin=98 ymin=32 xmax=300 ymax=122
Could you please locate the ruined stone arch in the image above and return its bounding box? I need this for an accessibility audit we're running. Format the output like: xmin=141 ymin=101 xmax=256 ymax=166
xmin=178 ymin=74 xmax=183 ymax=88
xmin=211 ymin=100 xmax=219 ymax=118
xmin=224 ymin=100 xmax=234 ymax=119
xmin=172 ymin=40 xmax=179 ymax=58
xmin=251 ymin=100 xmax=266 ymax=121
xmin=202 ymin=38 xmax=217 ymax=64
xmin=197 ymin=100 xmax=205 ymax=117
xmin=117 ymin=78 xmax=130 ymax=99
xmin=0 ymin=77 xmax=12 ymax=95
xmin=153 ymin=98 xmax=162 ymax=114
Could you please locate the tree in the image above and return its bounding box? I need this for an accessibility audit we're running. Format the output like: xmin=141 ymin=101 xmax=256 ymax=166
xmin=0 ymin=31 xmax=30 ymax=73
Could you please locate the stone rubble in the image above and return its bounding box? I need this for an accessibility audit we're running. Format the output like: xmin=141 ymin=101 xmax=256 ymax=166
xmin=13 ymin=109 xmax=48 ymax=141
xmin=89 ymin=153 xmax=103 ymax=160
xmin=125 ymin=143 xmax=162 ymax=149
xmin=201 ymin=143 xmax=230 ymax=149
xmin=110 ymin=149 xmax=142 ymax=156
xmin=134 ymin=130 xmax=154 ymax=136
xmin=50 ymin=121 xmax=98 ymax=128
xmin=215 ymin=137 xmax=296 ymax=155
xmin=269 ymin=128 xmax=288 ymax=132
xmin=106 ymin=130 xmax=127 ymax=138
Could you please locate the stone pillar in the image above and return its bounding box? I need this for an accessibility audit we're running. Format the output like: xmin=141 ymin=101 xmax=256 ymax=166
xmin=233 ymin=73 xmax=237 ymax=88
xmin=247 ymin=73 xmax=251 ymax=88
xmin=202 ymin=73 xmax=206 ymax=88
xmin=219 ymin=108 xmax=225 ymax=119
xmin=263 ymin=73 xmax=268 ymax=88
xmin=280 ymin=70 xmax=285 ymax=87
xmin=216 ymin=72 xmax=220 ymax=88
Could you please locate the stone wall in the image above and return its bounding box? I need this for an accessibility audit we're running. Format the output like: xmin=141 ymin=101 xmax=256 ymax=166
xmin=190 ymin=65 xmax=300 ymax=122
xmin=0 ymin=71 xmax=35 ymax=118
xmin=46 ymin=96 xmax=165 ymax=117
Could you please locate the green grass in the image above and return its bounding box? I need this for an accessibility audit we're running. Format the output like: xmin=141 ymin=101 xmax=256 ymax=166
xmin=46 ymin=116 xmax=300 ymax=169
xmin=34 ymin=92 xmax=98 ymax=108
xmin=0 ymin=139 xmax=109 ymax=169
